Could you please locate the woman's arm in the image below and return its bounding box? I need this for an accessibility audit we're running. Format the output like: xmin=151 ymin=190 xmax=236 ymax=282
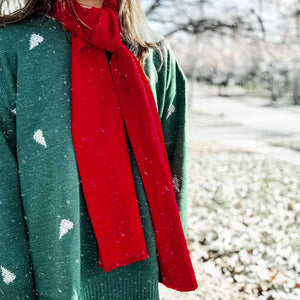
xmin=0 ymin=48 xmax=36 ymax=298
xmin=159 ymin=44 xmax=189 ymax=237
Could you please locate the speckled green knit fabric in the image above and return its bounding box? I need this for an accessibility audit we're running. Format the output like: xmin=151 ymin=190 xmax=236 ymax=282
xmin=0 ymin=12 xmax=188 ymax=300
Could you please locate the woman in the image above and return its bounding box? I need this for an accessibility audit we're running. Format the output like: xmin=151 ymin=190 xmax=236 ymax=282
xmin=0 ymin=0 xmax=198 ymax=299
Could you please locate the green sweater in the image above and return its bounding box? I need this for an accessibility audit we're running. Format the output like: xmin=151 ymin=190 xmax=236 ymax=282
xmin=0 ymin=12 xmax=189 ymax=300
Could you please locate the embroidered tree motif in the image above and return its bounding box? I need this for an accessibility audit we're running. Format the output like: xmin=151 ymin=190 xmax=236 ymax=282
xmin=29 ymin=33 xmax=44 ymax=50
xmin=172 ymin=175 xmax=180 ymax=193
xmin=166 ymin=104 xmax=175 ymax=119
xmin=10 ymin=107 xmax=16 ymax=115
xmin=1 ymin=266 xmax=16 ymax=285
xmin=33 ymin=129 xmax=47 ymax=148
xmin=59 ymin=219 xmax=74 ymax=239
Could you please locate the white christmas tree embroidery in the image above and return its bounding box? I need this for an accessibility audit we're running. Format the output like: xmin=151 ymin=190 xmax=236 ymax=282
xmin=172 ymin=175 xmax=180 ymax=192
xmin=59 ymin=219 xmax=74 ymax=239
xmin=33 ymin=129 xmax=47 ymax=148
xmin=166 ymin=104 xmax=175 ymax=119
xmin=1 ymin=266 xmax=16 ymax=285
xmin=10 ymin=107 xmax=16 ymax=115
xmin=29 ymin=33 xmax=44 ymax=50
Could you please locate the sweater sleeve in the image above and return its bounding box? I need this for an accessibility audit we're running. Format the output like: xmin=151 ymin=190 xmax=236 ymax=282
xmin=0 ymin=49 xmax=36 ymax=299
xmin=160 ymin=44 xmax=189 ymax=238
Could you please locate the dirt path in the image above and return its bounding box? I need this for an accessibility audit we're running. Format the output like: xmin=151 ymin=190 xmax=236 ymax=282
xmin=189 ymin=94 xmax=300 ymax=166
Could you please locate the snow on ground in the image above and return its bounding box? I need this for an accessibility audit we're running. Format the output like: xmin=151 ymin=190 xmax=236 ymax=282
xmin=159 ymin=88 xmax=300 ymax=300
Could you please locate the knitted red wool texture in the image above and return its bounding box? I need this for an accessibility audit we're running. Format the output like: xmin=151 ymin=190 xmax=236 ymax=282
xmin=52 ymin=0 xmax=198 ymax=292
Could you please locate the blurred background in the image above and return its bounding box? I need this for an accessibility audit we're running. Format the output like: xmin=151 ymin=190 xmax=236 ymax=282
xmin=3 ymin=0 xmax=300 ymax=299
xmin=143 ymin=2 xmax=300 ymax=299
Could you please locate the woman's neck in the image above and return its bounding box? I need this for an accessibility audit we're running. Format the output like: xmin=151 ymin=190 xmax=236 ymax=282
xmin=76 ymin=0 xmax=104 ymax=9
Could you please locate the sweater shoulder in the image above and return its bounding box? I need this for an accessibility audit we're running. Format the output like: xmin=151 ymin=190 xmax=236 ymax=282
xmin=145 ymin=30 xmax=183 ymax=92
xmin=0 ymin=14 xmax=63 ymax=53
xmin=149 ymin=31 xmax=170 ymax=68
xmin=148 ymin=31 xmax=179 ymax=78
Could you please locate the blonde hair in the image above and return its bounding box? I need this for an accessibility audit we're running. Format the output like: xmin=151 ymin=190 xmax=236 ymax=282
xmin=0 ymin=0 xmax=166 ymax=69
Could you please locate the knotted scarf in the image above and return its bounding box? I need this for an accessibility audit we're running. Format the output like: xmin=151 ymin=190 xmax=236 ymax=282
xmin=51 ymin=0 xmax=198 ymax=291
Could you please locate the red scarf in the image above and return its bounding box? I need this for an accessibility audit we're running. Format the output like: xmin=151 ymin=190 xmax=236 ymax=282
xmin=51 ymin=0 xmax=197 ymax=292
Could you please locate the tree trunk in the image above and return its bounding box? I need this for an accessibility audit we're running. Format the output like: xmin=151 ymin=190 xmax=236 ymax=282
xmin=293 ymin=68 xmax=300 ymax=105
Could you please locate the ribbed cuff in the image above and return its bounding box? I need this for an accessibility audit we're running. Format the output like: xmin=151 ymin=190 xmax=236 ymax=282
xmin=0 ymin=288 xmax=37 ymax=300
xmin=80 ymin=273 xmax=159 ymax=300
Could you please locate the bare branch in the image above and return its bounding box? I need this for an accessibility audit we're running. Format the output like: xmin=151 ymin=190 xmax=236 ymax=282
xmin=149 ymin=17 xmax=242 ymax=37
xmin=145 ymin=0 xmax=161 ymax=16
